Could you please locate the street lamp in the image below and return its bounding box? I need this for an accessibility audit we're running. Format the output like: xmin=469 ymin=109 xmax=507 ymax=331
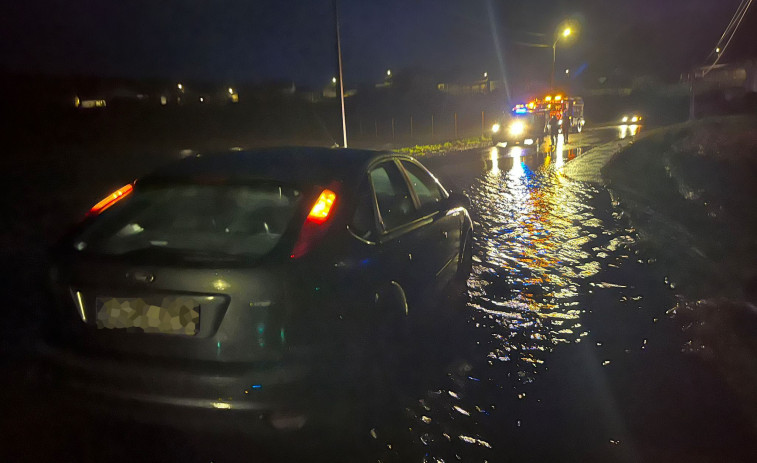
xmin=483 ymin=72 xmax=488 ymax=79
xmin=177 ymin=83 xmax=184 ymax=91
xmin=552 ymin=27 xmax=572 ymax=89
xmin=386 ymin=69 xmax=392 ymax=77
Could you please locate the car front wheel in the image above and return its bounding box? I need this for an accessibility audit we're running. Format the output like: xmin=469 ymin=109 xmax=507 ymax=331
xmin=456 ymin=232 xmax=473 ymax=283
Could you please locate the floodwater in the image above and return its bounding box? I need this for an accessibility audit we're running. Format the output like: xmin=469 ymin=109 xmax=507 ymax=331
xmin=361 ymin=140 xmax=757 ymax=462
xmin=3 ymin=131 xmax=756 ymax=462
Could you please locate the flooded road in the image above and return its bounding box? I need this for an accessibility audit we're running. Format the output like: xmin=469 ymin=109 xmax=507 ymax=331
xmin=3 ymin=128 xmax=756 ymax=462
xmin=362 ymin=136 xmax=757 ymax=462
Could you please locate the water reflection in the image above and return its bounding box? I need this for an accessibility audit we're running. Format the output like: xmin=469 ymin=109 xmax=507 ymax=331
xmin=488 ymin=147 xmax=499 ymax=174
xmin=472 ymin=147 xmax=596 ymax=362
xmin=374 ymin=145 xmax=642 ymax=461
xmin=619 ymin=124 xmax=640 ymax=139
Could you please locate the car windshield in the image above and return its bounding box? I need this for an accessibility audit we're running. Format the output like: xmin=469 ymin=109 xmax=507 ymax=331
xmin=75 ymin=184 xmax=301 ymax=261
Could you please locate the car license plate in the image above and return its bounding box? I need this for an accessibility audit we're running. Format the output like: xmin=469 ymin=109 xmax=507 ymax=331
xmin=95 ymin=296 xmax=200 ymax=336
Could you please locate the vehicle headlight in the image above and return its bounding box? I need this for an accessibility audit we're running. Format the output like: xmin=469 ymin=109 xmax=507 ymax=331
xmin=491 ymin=123 xmax=501 ymax=133
xmin=631 ymin=116 xmax=638 ymax=122
xmin=622 ymin=116 xmax=629 ymax=123
xmin=509 ymin=121 xmax=525 ymax=136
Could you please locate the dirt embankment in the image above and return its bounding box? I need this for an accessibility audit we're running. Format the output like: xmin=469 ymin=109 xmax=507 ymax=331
xmin=600 ymin=115 xmax=757 ymax=426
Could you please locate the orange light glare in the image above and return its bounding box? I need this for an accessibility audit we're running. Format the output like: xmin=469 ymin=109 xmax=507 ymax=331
xmin=307 ymin=189 xmax=337 ymax=223
xmin=89 ymin=184 xmax=134 ymax=215
xmin=555 ymin=95 xmax=563 ymax=101
xmin=545 ymin=96 xmax=552 ymax=102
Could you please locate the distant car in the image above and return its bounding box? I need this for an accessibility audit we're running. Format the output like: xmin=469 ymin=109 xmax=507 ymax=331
xmin=621 ymin=114 xmax=643 ymax=124
xmin=42 ymin=147 xmax=473 ymax=430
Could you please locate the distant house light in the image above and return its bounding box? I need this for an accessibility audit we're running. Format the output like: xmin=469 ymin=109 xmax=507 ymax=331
xmin=78 ymin=99 xmax=106 ymax=109
xmin=160 ymin=96 xmax=167 ymax=106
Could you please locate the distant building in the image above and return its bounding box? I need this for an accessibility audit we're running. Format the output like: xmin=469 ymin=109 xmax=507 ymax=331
xmin=436 ymin=78 xmax=501 ymax=95
xmin=74 ymin=96 xmax=106 ymax=109
xmin=322 ymin=86 xmax=357 ymax=99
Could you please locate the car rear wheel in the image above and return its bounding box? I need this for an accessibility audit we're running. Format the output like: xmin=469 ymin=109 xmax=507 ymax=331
xmin=354 ymin=283 xmax=411 ymax=427
xmin=314 ymin=283 xmax=410 ymax=440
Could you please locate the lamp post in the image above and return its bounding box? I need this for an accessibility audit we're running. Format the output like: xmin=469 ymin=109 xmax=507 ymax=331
xmin=334 ymin=0 xmax=347 ymax=147
xmin=551 ymin=27 xmax=571 ymax=89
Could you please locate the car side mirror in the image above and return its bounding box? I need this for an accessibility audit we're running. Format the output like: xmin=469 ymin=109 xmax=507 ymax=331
xmin=447 ymin=191 xmax=470 ymax=209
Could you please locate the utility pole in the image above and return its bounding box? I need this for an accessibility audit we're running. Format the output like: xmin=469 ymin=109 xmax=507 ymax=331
xmin=689 ymin=70 xmax=697 ymax=120
xmin=334 ymin=0 xmax=347 ymax=148
xmin=551 ymin=27 xmax=572 ymax=90
xmin=551 ymin=42 xmax=556 ymax=89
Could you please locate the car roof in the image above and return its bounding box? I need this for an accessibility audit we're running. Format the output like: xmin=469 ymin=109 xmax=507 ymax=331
xmin=141 ymin=146 xmax=398 ymax=188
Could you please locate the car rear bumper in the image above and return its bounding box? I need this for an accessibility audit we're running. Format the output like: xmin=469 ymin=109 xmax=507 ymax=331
xmin=33 ymin=341 xmax=347 ymax=432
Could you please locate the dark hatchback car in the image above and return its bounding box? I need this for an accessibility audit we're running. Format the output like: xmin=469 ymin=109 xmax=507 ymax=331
xmin=41 ymin=147 xmax=473 ymax=430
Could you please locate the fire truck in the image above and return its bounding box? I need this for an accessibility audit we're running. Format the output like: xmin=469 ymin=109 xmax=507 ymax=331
xmin=543 ymin=94 xmax=585 ymax=135
xmin=491 ymin=94 xmax=585 ymax=145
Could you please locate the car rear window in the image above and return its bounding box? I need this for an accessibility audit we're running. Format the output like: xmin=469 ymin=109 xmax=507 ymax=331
xmin=74 ymin=184 xmax=301 ymax=261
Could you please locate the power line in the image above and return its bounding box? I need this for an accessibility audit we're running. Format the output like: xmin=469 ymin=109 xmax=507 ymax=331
xmin=511 ymin=40 xmax=551 ymax=48
xmin=703 ymin=0 xmax=752 ymax=75
xmin=705 ymin=0 xmax=748 ymax=60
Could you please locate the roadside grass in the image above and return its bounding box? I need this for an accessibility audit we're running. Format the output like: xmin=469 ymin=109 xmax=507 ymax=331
xmin=395 ymin=136 xmax=492 ymax=157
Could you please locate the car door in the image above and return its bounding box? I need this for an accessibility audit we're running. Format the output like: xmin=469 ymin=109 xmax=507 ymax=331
xmin=398 ymin=159 xmax=462 ymax=287
xmin=365 ymin=160 xmax=428 ymax=301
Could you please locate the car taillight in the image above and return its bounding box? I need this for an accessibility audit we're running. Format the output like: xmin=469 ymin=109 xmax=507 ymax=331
xmin=88 ymin=184 xmax=134 ymax=216
xmin=290 ymin=189 xmax=337 ymax=259
xmin=306 ymin=189 xmax=336 ymax=223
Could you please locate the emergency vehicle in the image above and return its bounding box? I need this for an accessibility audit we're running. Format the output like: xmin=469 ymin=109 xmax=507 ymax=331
xmin=544 ymin=94 xmax=585 ymax=134
xmin=491 ymin=94 xmax=585 ymax=145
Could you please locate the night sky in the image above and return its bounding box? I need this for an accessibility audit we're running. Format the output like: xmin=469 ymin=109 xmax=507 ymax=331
xmin=2 ymin=0 xmax=754 ymax=88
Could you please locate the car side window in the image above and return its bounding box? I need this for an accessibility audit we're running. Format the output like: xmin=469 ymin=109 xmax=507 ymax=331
xmin=350 ymin=179 xmax=375 ymax=240
xmin=369 ymin=162 xmax=416 ymax=231
xmin=400 ymin=161 xmax=445 ymax=208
